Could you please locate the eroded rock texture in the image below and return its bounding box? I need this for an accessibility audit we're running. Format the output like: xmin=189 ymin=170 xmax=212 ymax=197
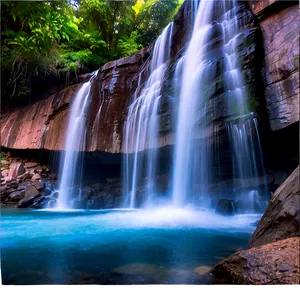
xmin=0 ymin=49 xmax=149 ymax=153
xmin=250 ymin=1 xmax=299 ymax=130
xmin=0 ymin=84 xmax=80 ymax=150
xmin=212 ymin=237 xmax=300 ymax=284
xmin=249 ymin=165 xmax=300 ymax=248
xmin=212 ymin=165 xmax=300 ymax=284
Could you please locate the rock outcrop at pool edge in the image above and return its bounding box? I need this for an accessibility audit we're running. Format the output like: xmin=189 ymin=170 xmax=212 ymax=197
xmin=212 ymin=165 xmax=300 ymax=284
xmin=248 ymin=165 xmax=300 ymax=248
xmin=212 ymin=237 xmax=300 ymax=284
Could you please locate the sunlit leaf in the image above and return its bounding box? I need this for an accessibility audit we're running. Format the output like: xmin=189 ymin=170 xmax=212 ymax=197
xmin=132 ymin=0 xmax=144 ymax=16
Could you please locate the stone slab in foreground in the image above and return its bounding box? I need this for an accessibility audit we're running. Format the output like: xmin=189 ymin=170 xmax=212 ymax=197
xmin=212 ymin=237 xmax=300 ymax=284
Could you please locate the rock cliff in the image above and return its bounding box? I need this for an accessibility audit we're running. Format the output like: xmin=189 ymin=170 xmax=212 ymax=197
xmin=0 ymin=49 xmax=149 ymax=153
xmin=0 ymin=1 xmax=261 ymax=153
xmin=0 ymin=0 xmax=298 ymax=168
xmin=249 ymin=0 xmax=299 ymax=130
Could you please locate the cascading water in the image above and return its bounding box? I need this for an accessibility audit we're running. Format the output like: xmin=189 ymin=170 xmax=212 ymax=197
xmin=123 ymin=23 xmax=174 ymax=208
xmin=56 ymin=70 xmax=98 ymax=209
xmin=171 ymin=0 xmax=267 ymax=208
xmin=172 ymin=0 xmax=215 ymax=207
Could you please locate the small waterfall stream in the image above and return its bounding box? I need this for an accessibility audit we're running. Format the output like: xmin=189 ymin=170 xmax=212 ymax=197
xmin=56 ymin=71 xmax=98 ymax=209
xmin=123 ymin=23 xmax=174 ymax=208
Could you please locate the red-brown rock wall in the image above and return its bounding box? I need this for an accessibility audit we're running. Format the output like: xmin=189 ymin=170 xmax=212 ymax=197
xmin=249 ymin=1 xmax=300 ymax=130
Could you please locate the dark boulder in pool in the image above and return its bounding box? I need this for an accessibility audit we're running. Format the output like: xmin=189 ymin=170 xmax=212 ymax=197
xmin=17 ymin=195 xmax=40 ymax=208
xmin=215 ymin=199 xmax=235 ymax=215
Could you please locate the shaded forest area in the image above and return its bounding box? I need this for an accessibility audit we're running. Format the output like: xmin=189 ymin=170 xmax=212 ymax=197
xmin=1 ymin=0 xmax=182 ymax=110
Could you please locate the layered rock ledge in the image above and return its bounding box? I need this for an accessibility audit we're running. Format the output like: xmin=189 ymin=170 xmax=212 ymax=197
xmin=0 ymin=49 xmax=148 ymax=153
xmin=249 ymin=0 xmax=300 ymax=130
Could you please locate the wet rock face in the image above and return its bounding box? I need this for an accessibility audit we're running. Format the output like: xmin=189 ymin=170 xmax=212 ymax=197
xmin=248 ymin=165 xmax=300 ymax=248
xmin=0 ymin=49 xmax=148 ymax=154
xmin=0 ymin=84 xmax=80 ymax=150
xmin=85 ymin=48 xmax=149 ymax=153
xmin=249 ymin=1 xmax=299 ymax=130
xmin=159 ymin=1 xmax=263 ymax=141
xmin=212 ymin=237 xmax=300 ymax=285
xmin=0 ymin=1 xmax=262 ymax=156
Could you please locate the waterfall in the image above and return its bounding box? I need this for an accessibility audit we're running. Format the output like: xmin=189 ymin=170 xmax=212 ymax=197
xmin=172 ymin=0 xmax=215 ymax=206
xmin=123 ymin=23 xmax=174 ymax=208
xmin=171 ymin=0 xmax=266 ymax=207
xmin=56 ymin=70 xmax=98 ymax=209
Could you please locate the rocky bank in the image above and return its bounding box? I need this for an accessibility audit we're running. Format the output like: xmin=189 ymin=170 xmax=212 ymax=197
xmin=212 ymin=165 xmax=300 ymax=284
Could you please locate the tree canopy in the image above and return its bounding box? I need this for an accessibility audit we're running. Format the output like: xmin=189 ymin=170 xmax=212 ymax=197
xmin=1 ymin=0 xmax=183 ymax=107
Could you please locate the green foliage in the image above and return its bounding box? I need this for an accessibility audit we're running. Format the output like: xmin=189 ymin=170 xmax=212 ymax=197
xmin=117 ymin=31 xmax=143 ymax=57
xmin=293 ymin=55 xmax=299 ymax=69
xmin=0 ymin=152 xmax=8 ymax=162
xmin=1 ymin=0 xmax=182 ymax=105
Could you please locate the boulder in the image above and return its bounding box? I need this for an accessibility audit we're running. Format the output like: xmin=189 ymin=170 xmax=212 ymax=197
xmin=111 ymin=187 xmax=123 ymax=198
xmin=17 ymin=171 xmax=30 ymax=181
xmin=18 ymin=181 xmax=32 ymax=190
xmin=103 ymin=194 xmax=114 ymax=208
xmin=41 ymin=189 xmax=52 ymax=196
xmin=28 ymin=196 xmax=49 ymax=209
xmin=24 ymin=162 xmax=38 ymax=169
xmin=81 ymin=185 xmax=92 ymax=197
xmin=103 ymin=186 xmax=111 ymax=193
xmin=96 ymin=191 xmax=108 ymax=198
xmin=1 ymin=169 xmax=9 ymax=177
xmin=29 ymin=169 xmax=36 ymax=176
xmin=17 ymin=195 xmax=40 ymax=208
xmin=86 ymin=198 xmax=103 ymax=209
xmin=8 ymin=163 xmax=25 ymax=178
xmin=114 ymin=196 xmax=122 ymax=207
xmin=1 ymin=175 xmax=14 ymax=184
xmin=9 ymin=190 xmax=25 ymax=201
xmin=0 ymin=186 xmax=8 ymax=202
xmin=7 ymin=180 xmax=18 ymax=189
xmin=249 ymin=166 xmax=300 ymax=248
xmin=91 ymin=183 xmax=102 ymax=191
xmin=215 ymin=199 xmax=235 ymax=215
xmin=33 ymin=180 xmax=44 ymax=191
xmin=24 ymin=185 xmax=40 ymax=198
xmin=31 ymin=173 xmax=42 ymax=181
xmin=212 ymin=237 xmax=300 ymax=285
